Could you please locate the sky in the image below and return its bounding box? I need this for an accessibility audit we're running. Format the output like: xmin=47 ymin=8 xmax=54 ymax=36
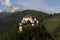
xmin=0 ymin=0 xmax=60 ymax=13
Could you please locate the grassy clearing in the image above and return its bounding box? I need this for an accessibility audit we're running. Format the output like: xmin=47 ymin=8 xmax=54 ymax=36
xmin=43 ymin=18 xmax=60 ymax=33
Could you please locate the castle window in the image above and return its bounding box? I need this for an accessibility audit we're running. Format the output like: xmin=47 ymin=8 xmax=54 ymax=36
xmin=27 ymin=20 xmax=31 ymax=24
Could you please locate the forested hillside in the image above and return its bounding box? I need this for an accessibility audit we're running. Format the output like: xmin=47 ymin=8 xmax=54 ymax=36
xmin=43 ymin=13 xmax=60 ymax=40
xmin=0 ymin=10 xmax=49 ymax=35
xmin=0 ymin=10 xmax=60 ymax=40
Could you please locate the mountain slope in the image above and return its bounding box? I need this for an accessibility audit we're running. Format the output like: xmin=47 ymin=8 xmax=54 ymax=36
xmin=43 ymin=13 xmax=60 ymax=40
xmin=0 ymin=10 xmax=60 ymax=40
xmin=0 ymin=10 xmax=50 ymax=35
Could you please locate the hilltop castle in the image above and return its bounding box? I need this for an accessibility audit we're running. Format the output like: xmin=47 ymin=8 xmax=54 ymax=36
xmin=19 ymin=15 xmax=39 ymax=32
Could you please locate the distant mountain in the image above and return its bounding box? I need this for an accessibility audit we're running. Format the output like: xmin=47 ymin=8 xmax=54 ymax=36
xmin=0 ymin=7 xmax=25 ymax=13
xmin=0 ymin=12 xmax=9 ymax=19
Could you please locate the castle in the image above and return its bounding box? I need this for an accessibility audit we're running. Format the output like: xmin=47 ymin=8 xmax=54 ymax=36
xmin=19 ymin=15 xmax=39 ymax=32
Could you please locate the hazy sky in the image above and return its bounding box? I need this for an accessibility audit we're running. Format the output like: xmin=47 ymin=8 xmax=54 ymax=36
xmin=0 ymin=0 xmax=60 ymax=13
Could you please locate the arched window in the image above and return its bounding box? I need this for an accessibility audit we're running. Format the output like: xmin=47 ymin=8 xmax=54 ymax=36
xmin=27 ymin=20 xmax=31 ymax=24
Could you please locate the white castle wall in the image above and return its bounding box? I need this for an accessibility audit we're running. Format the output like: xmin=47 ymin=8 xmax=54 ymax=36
xmin=19 ymin=16 xmax=39 ymax=32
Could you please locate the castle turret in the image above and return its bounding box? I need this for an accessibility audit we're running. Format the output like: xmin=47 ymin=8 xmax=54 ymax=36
xmin=19 ymin=23 xmax=23 ymax=32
